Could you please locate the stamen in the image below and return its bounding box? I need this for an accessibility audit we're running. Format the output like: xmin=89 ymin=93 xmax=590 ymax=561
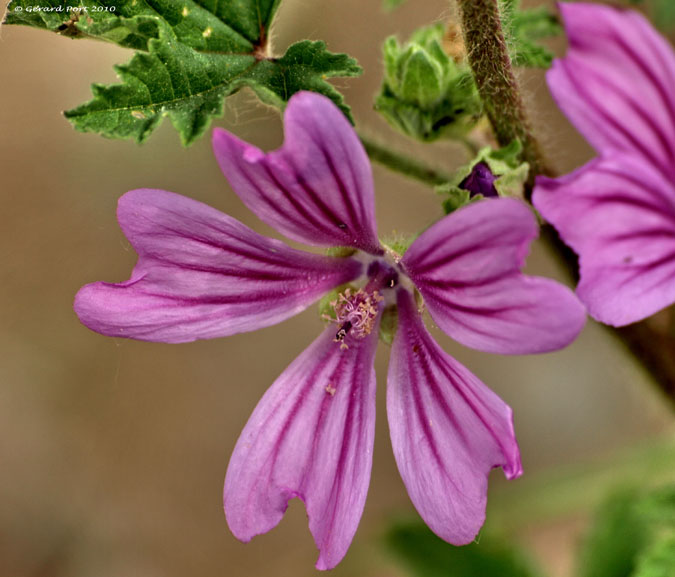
xmin=330 ymin=288 xmax=383 ymax=349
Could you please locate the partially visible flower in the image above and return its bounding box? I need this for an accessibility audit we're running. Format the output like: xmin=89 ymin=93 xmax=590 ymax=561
xmin=533 ymin=2 xmax=675 ymax=326
xmin=75 ymin=92 xmax=585 ymax=569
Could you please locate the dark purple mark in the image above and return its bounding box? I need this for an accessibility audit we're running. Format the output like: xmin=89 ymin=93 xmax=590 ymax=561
xmin=367 ymin=260 xmax=399 ymax=289
xmin=460 ymin=162 xmax=499 ymax=198
xmin=400 ymin=291 xmax=512 ymax=461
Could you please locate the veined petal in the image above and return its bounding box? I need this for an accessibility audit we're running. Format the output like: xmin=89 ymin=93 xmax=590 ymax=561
xmin=224 ymin=326 xmax=378 ymax=570
xmin=387 ymin=289 xmax=522 ymax=545
xmin=74 ymin=189 xmax=362 ymax=343
xmin=402 ymin=198 xmax=586 ymax=354
xmin=213 ymin=92 xmax=381 ymax=253
xmin=550 ymin=3 xmax=675 ymax=180
xmin=534 ymin=154 xmax=675 ymax=326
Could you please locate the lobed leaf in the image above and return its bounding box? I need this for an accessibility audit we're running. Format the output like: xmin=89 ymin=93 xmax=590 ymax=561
xmin=2 ymin=0 xmax=361 ymax=145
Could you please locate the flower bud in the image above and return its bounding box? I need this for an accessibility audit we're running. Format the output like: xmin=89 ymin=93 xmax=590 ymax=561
xmin=437 ymin=140 xmax=530 ymax=214
xmin=376 ymin=24 xmax=482 ymax=142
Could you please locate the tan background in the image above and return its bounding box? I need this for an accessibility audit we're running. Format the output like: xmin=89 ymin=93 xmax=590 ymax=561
xmin=0 ymin=1 xmax=672 ymax=576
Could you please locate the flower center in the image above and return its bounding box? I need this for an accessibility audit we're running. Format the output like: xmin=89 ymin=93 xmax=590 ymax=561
xmin=331 ymin=288 xmax=383 ymax=348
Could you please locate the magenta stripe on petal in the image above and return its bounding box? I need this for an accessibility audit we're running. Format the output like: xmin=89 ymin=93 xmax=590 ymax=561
xmin=74 ymin=189 xmax=362 ymax=343
xmin=213 ymin=92 xmax=381 ymax=253
xmin=534 ymin=154 xmax=675 ymax=326
xmin=550 ymin=2 xmax=675 ymax=180
xmin=224 ymin=325 xmax=378 ymax=570
xmin=387 ymin=289 xmax=522 ymax=545
xmin=402 ymin=198 xmax=586 ymax=354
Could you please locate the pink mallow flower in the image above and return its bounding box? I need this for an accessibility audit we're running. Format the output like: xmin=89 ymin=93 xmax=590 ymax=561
xmin=75 ymin=92 xmax=585 ymax=570
xmin=533 ymin=2 xmax=675 ymax=326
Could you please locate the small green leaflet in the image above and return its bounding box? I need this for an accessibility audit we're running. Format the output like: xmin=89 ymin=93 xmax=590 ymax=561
xmin=2 ymin=0 xmax=362 ymax=145
xmin=499 ymin=0 xmax=562 ymax=69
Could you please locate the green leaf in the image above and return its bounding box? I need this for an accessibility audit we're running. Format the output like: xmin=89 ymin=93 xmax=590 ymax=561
xmin=243 ymin=40 xmax=362 ymax=117
xmin=579 ymin=489 xmax=654 ymax=577
xmin=2 ymin=0 xmax=361 ymax=145
xmin=636 ymin=485 xmax=675 ymax=526
xmin=499 ymin=0 xmax=562 ymax=69
xmin=633 ymin=534 xmax=675 ymax=577
xmin=385 ymin=522 xmax=541 ymax=577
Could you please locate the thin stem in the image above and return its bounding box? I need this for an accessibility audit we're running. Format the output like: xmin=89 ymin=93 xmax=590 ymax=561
xmin=456 ymin=0 xmax=550 ymax=189
xmin=359 ymin=133 xmax=453 ymax=186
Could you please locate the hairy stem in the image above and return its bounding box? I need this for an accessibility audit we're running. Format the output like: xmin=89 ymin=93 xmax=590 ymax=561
xmin=359 ymin=134 xmax=453 ymax=186
xmin=455 ymin=0 xmax=675 ymax=408
xmin=456 ymin=0 xmax=549 ymax=187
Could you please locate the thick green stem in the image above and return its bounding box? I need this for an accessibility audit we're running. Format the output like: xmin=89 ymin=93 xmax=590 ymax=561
xmin=456 ymin=0 xmax=549 ymax=186
xmin=359 ymin=134 xmax=453 ymax=186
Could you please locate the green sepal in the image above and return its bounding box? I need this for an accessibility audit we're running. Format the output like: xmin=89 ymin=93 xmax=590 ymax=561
xmin=499 ymin=0 xmax=562 ymax=69
xmin=3 ymin=0 xmax=361 ymax=145
xmin=379 ymin=305 xmax=398 ymax=346
xmin=381 ymin=234 xmax=416 ymax=258
xmin=325 ymin=246 xmax=358 ymax=258
xmin=375 ymin=24 xmax=482 ymax=142
xmin=438 ymin=186 xmax=476 ymax=215
xmin=437 ymin=140 xmax=529 ymax=214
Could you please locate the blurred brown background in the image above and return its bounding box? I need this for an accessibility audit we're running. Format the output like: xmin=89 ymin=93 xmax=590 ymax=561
xmin=0 ymin=1 xmax=672 ymax=576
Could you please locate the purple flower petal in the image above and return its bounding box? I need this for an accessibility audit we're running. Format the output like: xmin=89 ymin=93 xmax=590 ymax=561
xmin=213 ymin=92 xmax=381 ymax=253
xmin=387 ymin=289 xmax=522 ymax=545
xmin=224 ymin=326 xmax=378 ymax=570
xmin=534 ymin=154 xmax=675 ymax=326
xmin=74 ymin=189 xmax=362 ymax=343
xmin=550 ymin=2 xmax=675 ymax=180
xmin=402 ymin=198 xmax=586 ymax=354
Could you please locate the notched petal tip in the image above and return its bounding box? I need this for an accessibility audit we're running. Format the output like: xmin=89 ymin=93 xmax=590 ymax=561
xmin=75 ymin=189 xmax=363 ymax=343
xmin=211 ymin=93 xmax=380 ymax=253
xmin=224 ymin=327 xmax=378 ymax=570
xmin=387 ymin=290 xmax=522 ymax=545
xmin=403 ymin=198 xmax=585 ymax=354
